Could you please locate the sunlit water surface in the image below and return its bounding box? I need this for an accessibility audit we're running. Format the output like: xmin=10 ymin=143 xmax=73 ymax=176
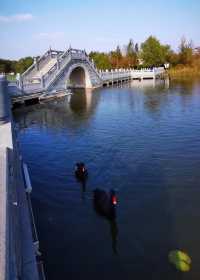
xmin=14 ymin=79 xmax=200 ymax=280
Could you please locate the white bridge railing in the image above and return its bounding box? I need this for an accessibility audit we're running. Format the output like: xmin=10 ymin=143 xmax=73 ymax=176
xmin=100 ymin=69 xmax=132 ymax=81
xmin=100 ymin=67 xmax=165 ymax=82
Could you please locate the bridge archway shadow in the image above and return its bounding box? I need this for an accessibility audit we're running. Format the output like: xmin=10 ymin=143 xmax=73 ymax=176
xmin=68 ymin=65 xmax=91 ymax=89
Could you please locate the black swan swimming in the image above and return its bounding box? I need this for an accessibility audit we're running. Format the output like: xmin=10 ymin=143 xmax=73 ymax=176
xmin=93 ymin=189 xmax=117 ymax=220
xmin=75 ymin=162 xmax=88 ymax=180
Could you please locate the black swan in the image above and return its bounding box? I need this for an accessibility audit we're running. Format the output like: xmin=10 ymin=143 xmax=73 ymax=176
xmin=75 ymin=162 xmax=88 ymax=180
xmin=93 ymin=189 xmax=118 ymax=254
xmin=93 ymin=189 xmax=117 ymax=220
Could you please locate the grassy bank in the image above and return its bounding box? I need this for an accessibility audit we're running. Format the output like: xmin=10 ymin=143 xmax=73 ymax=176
xmin=168 ymin=65 xmax=200 ymax=80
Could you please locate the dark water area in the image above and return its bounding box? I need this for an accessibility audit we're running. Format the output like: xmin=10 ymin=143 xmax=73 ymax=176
xmin=13 ymin=79 xmax=200 ymax=280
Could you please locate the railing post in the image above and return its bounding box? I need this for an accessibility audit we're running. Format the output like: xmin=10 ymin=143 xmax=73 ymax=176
xmin=49 ymin=47 xmax=53 ymax=58
xmin=0 ymin=75 xmax=10 ymax=124
xmin=153 ymin=68 xmax=156 ymax=79
xmin=41 ymin=76 xmax=45 ymax=89
xmin=16 ymin=73 xmax=23 ymax=91
xmin=34 ymin=57 xmax=39 ymax=71
xmin=57 ymin=55 xmax=60 ymax=70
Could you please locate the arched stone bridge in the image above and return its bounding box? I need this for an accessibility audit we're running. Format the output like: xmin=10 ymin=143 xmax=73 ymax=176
xmin=19 ymin=48 xmax=165 ymax=93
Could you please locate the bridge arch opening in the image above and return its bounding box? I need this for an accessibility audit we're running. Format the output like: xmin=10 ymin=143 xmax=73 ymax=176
xmin=68 ymin=66 xmax=91 ymax=88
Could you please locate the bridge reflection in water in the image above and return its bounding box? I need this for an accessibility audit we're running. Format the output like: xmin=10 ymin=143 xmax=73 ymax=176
xmin=13 ymin=80 xmax=168 ymax=130
xmin=14 ymin=88 xmax=100 ymax=131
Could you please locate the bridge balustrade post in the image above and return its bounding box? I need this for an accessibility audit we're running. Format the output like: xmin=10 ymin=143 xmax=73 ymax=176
xmin=111 ymin=70 xmax=114 ymax=85
xmin=57 ymin=56 xmax=60 ymax=70
xmin=41 ymin=76 xmax=45 ymax=89
xmin=16 ymin=73 xmax=23 ymax=90
xmin=34 ymin=57 xmax=39 ymax=71
xmin=49 ymin=48 xmax=53 ymax=58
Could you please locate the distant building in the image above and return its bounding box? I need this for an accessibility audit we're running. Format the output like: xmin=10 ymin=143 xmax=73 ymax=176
xmin=193 ymin=47 xmax=200 ymax=55
xmin=137 ymin=58 xmax=144 ymax=65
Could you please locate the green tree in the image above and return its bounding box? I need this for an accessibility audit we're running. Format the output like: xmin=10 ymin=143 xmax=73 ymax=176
xmin=15 ymin=57 xmax=33 ymax=73
xmin=109 ymin=46 xmax=122 ymax=68
xmin=135 ymin=43 xmax=139 ymax=54
xmin=140 ymin=36 xmax=170 ymax=67
xmin=126 ymin=39 xmax=137 ymax=67
xmin=126 ymin=39 xmax=135 ymax=56
xmin=89 ymin=52 xmax=111 ymax=70
xmin=0 ymin=59 xmax=18 ymax=73
xmin=166 ymin=50 xmax=179 ymax=66
xmin=115 ymin=45 xmax=122 ymax=61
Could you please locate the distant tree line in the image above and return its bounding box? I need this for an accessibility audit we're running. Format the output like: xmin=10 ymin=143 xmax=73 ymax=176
xmin=89 ymin=36 xmax=200 ymax=70
xmin=0 ymin=57 xmax=33 ymax=74
xmin=0 ymin=36 xmax=200 ymax=74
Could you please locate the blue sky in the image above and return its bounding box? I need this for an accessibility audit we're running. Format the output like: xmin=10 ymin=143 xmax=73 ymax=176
xmin=1 ymin=0 xmax=200 ymax=59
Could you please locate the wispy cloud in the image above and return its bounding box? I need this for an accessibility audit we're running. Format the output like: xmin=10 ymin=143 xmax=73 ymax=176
xmin=0 ymin=13 xmax=33 ymax=23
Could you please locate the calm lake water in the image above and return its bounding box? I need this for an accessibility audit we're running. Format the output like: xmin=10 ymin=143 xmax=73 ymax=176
xmin=14 ymin=79 xmax=200 ymax=280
